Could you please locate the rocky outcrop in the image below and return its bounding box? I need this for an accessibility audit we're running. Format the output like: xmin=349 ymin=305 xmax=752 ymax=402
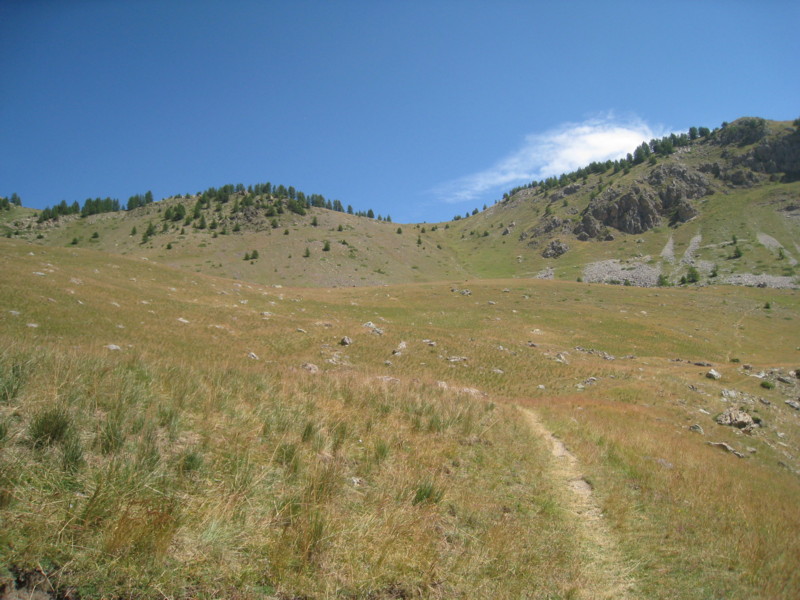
xmin=550 ymin=183 xmax=583 ymax=201
xmin=542 ymin=239 xmax=569 ymax=258
xmin=733 ymin=129 xmax=800 ymax=179
xmin=715 ymin=407 xmax=755 ymax=431
xmin=575 ymin=184 xmax=661 ymax=236
xmin=520 ymin=215 xmax=572 ymax=243
xmin=574 ymin=164 xmax=708 ymax=238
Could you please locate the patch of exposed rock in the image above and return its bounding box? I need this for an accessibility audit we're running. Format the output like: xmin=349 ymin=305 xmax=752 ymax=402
xmin=519 ymin=215 xmax=572 ymax=243
xmin=707 ymin=441 xmax=746 ymax=458
xmin=724 ymin=273 xmax=798 ymax=290
xmin=582 ymin=260 xmax=661 ymax=287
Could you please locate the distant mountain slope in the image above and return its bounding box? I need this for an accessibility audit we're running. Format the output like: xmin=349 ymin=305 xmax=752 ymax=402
xmin=6 ymin=117 xmax=799 ymax=288
xmin=438 ymin=117 xmax=800 ymax=287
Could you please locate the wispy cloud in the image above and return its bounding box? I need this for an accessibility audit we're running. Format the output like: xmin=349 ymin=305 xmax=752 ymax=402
xmin=432 ymin=114 xmax=666 ymax=205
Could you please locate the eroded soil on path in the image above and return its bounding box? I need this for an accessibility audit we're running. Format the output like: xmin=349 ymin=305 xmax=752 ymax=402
xmin=522 ymin=407 xmax=637 ymax=600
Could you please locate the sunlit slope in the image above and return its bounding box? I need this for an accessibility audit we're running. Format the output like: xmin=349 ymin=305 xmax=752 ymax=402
xmin=1 ymin=238 xmax=799 ymax=598
xmin=9 ymin=119 xmax=799 ymax=289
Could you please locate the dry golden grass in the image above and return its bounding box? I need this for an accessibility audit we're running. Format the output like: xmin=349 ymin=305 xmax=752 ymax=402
xmin=1 ymin=237 xmax=799 ymax=598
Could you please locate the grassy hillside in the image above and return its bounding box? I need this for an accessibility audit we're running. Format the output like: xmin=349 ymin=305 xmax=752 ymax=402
xmin=439 ymin=118 xmax=800 ymax=284
xmin=2 ymin=237 xmax=799 ymax=598
xmin=6 ymin=119 xmax=799 ymax=290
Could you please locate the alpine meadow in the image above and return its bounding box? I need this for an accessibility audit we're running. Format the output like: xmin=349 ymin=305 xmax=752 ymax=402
xmin=1 ymin=116 xmax=799 ymax=598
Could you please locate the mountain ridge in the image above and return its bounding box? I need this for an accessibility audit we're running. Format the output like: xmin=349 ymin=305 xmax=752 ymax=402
xmin=3 ymin=117 xmax=798 ymax=289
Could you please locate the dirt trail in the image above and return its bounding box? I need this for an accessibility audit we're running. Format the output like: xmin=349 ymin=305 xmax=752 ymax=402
xmin=522 ymin=408 xmax=636 ymax=600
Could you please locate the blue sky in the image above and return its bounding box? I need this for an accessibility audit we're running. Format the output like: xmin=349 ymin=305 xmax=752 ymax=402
xmin=2 ymin=1 xmax=798 ymax=223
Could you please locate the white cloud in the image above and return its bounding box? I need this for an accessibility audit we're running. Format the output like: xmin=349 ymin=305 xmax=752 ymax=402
xmin=432 ymin=115 xmax=666 ymax=205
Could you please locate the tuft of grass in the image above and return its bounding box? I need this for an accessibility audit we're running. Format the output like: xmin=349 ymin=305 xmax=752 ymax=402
xmin=412 ymin=480 xmax=444 ymax=505
xmin=0 ymin=361 xmax=26 ymax=403
xmin=61 ymin=432 xmax=84 ymax=472
xmin=27 ymin=406 xmax=72 ymax=449
xmin=98 ymin=414 xmax=125 ymax=454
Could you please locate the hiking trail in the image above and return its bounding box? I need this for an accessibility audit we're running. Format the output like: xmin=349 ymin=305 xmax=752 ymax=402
xmin=522 ymin=407 xmax=637 ymax=599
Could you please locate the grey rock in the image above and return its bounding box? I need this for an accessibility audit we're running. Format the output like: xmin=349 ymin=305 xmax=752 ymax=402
xmin=785 ymin=400 xmax=800 ymax=411
xmin=340 ymin=336 xmax=353 ymax=346
xmin=542 ymin=239 xmax=569 ymax=258
xmin=707 ymin=441 xmax=746 ymax=458
xmin=706 ymin=369 xmax=722 ymax=380
xmin=689 ymin=424 xmax=704 ymax=434
xmin=715 ymin=408 xmax=755 ymax=430
xmin=302 ymin=362 xmax=320 ymax=374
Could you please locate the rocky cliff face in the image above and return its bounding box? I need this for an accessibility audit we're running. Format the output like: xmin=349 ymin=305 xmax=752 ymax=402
xmin=575 ymin=164 xmax=709 ymax=237
xmin=734 ymin=128 xmax=800 ymax=180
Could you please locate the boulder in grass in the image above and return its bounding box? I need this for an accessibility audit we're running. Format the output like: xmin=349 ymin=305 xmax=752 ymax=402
xmin=715 ymin=408 xmax=754 ymax=430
